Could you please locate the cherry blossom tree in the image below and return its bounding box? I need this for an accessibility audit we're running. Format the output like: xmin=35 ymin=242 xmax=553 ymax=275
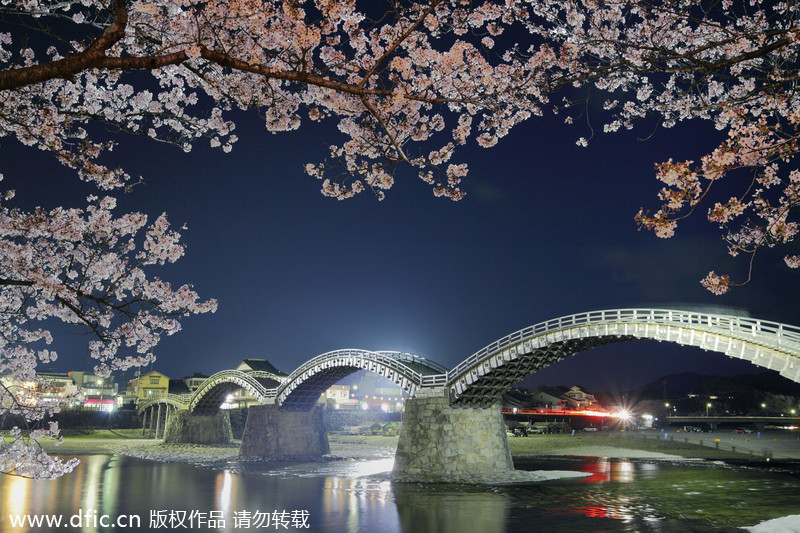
xmin=2 ymin=0 xmax=799 ymax=476
xmin=0 ymin=192 xmax=217 ymax=477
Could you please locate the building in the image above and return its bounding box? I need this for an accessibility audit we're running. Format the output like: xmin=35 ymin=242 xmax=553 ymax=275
xmin=16 ymin=372 xmax=80 ymax=408
xmin=69 ymin=371 xmax=117 ymax=411
xmin=228 ymin=358 xmax=289 ymax=408
xmin=126 ymin=371 xmax=170 ymax=401
xmin=182 ymin=372 xmax=209 ymax=392
xmin=529 ymin=390 xmax=563 ymax=410
xmin=234 ymin=358 xmax=288 ymax=376
xmin=322 ymin=384 xmax=359 ymax=410
xmin=168 ymin=379 xmax=191 ymax=395
xmin=562 ymin=386 xmax=598 ymax=409
xmin=0 ymin=371 xmax=117 ymax=410
xmin=347 ymin=371 xmax=406 ymax=412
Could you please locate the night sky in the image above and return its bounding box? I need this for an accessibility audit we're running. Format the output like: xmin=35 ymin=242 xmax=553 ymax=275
xmin=5 ymin=104 xmax=800 ymax=394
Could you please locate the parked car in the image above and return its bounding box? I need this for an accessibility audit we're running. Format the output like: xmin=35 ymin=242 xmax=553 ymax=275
xmin=734 ymin=428 xmax=752 ymax=434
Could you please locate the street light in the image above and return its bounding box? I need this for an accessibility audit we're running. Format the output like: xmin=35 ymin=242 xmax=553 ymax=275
xmin=706 ymin=402 xmax=712 ymax=416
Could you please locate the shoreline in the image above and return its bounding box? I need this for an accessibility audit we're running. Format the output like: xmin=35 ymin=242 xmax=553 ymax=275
xmin=33 ymin=431 xmax=800 ymax=531
xmin=38 ymin=430 xmax=798 ymax=467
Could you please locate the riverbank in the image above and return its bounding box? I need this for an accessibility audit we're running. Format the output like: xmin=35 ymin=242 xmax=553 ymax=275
xmin=507 ymin=431 xmax=759 ymax=460
xmin=40 ymin=428 xmax=786 ymax=461
xmin=38 ymin=428 xmax=770 ymax=464
xmin=39 ymin=428 xmax=800 ymax=474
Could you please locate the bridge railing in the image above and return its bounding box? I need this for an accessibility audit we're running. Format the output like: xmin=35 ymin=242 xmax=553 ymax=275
xmin=166 ymin=393 xmax=191 ymax=403
xmin=445 ymin=308 xmax=800 ymax=385
xmin=246 ymin=370 xmax=288 ymax=383
xmin=421 ymin=374 xmax=447 ymax=387
xmin=189 ymin=369 xmax=272 ymax=411
xmin=623 ymin=309 xmax=800 ymax=350
xmin=137 ymin=393 xmax=190 ymax=411
xmin=281 ymin=349 xmax=426 ymax=391
xmin=375 ymin=351 xmax=449 ymax=375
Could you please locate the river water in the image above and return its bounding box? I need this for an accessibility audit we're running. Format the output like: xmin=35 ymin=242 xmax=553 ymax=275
xmin=2 ymin=453 xmax=799 ymax=532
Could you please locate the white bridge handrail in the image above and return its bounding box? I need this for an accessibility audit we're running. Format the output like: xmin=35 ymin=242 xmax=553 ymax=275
xmin=136 ymin=393 xmax=190 ymax=412
xmin=141 ymin=308 xmax=800 ymax=410
xmin=189 ymin=369 xmax=272 ymax=411
xmin=246 ymin=370 xmax=288 ymax=383
xmin=374 ymin=351 xmax=449 ymax=375
xmin=421 ymin=374 xmax=447 ymax=387
xmin=274 ymin=348 xmax=436 ymax=406
xmin=445 ymin=308 xmax=800 ymax=385
xmin=281 ymin=348 xmax=426 ymax=388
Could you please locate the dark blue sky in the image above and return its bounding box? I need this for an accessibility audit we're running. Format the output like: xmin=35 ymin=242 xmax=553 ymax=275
xmin=5 ymin=106 xmax=799 ymax=393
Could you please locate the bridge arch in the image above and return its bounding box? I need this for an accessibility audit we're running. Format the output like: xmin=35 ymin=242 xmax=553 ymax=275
xmin=276 ymin=349 xmax=448 ymax=410
xmin=189 ymin=370 xmax=284 ymax=414
xmin=446 ymin=308 xmax=800 ymax=407
xmin=136 ymin=394 xmax=189 ymax=414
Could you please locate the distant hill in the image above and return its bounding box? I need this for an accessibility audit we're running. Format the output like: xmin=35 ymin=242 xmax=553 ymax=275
xmin=703 ymin=372 xmax=800 ymax=396
xmin=632 ymin=371 xmax=800 ymax=399
xmin=628 ymin=372 xmax=713 ymax=399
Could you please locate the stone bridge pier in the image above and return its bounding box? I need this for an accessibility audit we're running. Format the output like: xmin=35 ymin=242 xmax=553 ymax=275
xmin=239 ymin=404 xmax=330 ymax=461
xmin=393 ymin=388 xmax=513 ymax=482
xmin=162 ymin=410 xmax=233 ymax=444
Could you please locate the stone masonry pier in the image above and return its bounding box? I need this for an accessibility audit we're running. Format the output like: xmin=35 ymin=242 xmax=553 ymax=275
xmin=239 ymin=404 xmax=330 ymax=461
xmin=163 ymin=410 xmax=233 ymax=444
xmin=393 ymin=388 xmax=513 ymax=482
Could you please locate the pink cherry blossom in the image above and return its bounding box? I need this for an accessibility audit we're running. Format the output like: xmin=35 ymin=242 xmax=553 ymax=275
xmin=700 ymin=272 xmax=731 ymax=295
xmin=0 ymin=191 xmax=216 ymax=478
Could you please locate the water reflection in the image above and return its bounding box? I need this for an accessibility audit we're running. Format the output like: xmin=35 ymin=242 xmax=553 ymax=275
xmin=321 ymin=477 xmax=396 ymax=533
xmin=395 ymin=486 xmax=508 ymax=533
xmin=0 ymin=455 xmax=798 ymax=532
xmin=4 ymin=475 xmax=29 ymax=521
xmin=577 ymin=458 xmax=636 ymax=483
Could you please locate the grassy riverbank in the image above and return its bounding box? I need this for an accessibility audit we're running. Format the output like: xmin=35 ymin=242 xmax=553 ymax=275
xmin=58 ymin=428 xmax=149 ymax=439
xmin=507 ymin=432 xmax=756 ymax=460
xmin=33 ymin=429 xmax=772 ymax=462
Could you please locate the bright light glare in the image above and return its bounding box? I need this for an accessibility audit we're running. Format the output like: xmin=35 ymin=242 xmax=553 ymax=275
xmin=613 ymin=409 xmax=632 ymax=421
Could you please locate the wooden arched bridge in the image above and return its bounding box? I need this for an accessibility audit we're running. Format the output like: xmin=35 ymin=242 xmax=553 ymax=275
xmin=140 ymin=308 xmax=800 ymax=416
xmin=135 ymin=308 xmax=800 ymax=479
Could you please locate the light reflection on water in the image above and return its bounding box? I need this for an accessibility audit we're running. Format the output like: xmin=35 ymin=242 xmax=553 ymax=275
xmin=0 ymin=454 xmax=798 ymax=532
xmin=574 ymin=458 xmax=637 ymax=484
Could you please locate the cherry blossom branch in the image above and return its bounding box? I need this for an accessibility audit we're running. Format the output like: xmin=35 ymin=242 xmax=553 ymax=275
xmin=0 ymin=0 xmax=128 ymax=91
